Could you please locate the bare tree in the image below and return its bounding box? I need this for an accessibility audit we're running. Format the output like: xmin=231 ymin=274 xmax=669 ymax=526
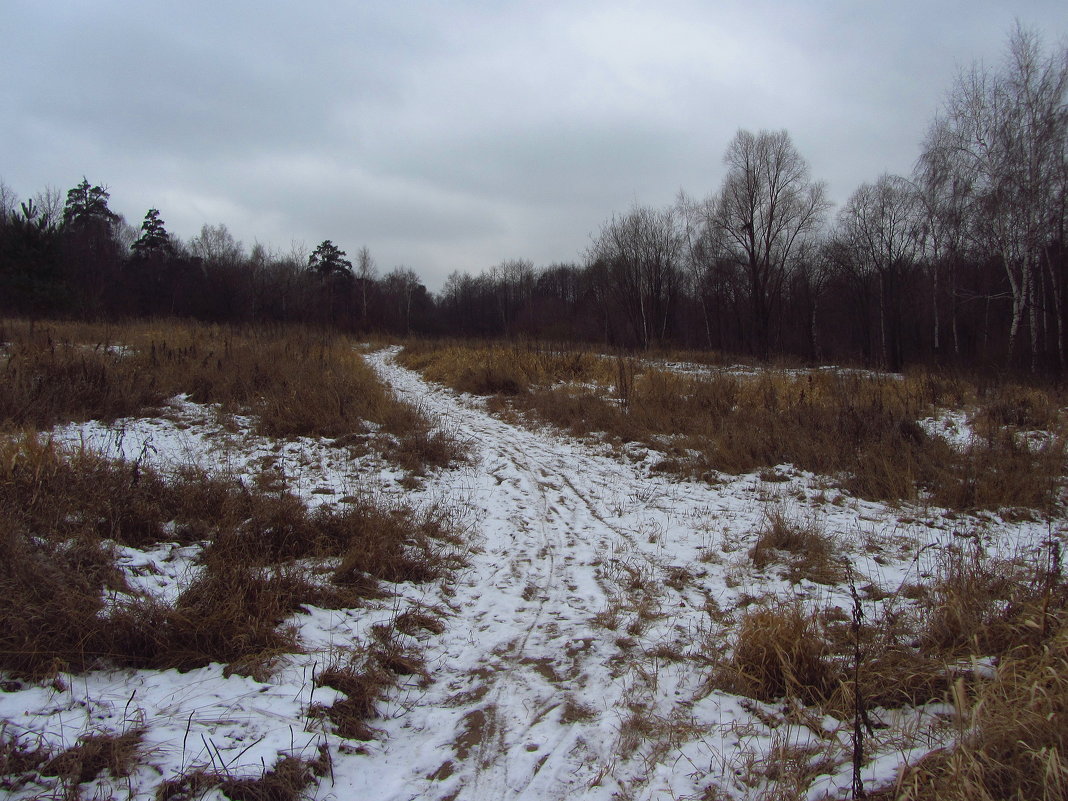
xmin=674 ymin=190 xmax=721 ymax=348
xmin=714 ymin=129 xmax=830 ymax=359
xmin=920 ymin=26 xmax=1068 ymax=370
xmin=793 ymin=238 xmax=834 ymax=362
xmin=188 ymin=223 xmax=244 ymax=266
xmin=355 ymin=246 xmax=377 ymax=327
xmin=838 ymin=174 xmax=923 ymax=369
xmin=0 ymin=179 xmax=17 ymax=218
xmin=914 ymin=152 xmax=972 ymax=359
xmin=587 ymin=205 xmax=683 ymax=349
xmin=383 ymin=266 xmax=422 ymax=335
xmin=490 ymin=259 xmax=535 ymax=336
xmin=33 ymin=186 xmax=65 ymax=230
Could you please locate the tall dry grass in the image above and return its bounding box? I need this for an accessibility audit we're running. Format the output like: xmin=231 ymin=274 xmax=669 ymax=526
xmin=401 ymin=341 xmax=1065 ymax=511
xmin=0 ymin=435 xmax=461 ymax=680
xmin=0 ymin=319 xmax=464 ymax=472
xmin=715 ymin=535 xmax=1068 ymax=799
xmin=397 ymin=340 xmax=615 ymax=394
xmin=889 ymin=615 xmax=1068 ymax=801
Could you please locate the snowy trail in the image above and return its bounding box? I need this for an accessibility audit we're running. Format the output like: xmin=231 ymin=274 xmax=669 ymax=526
xmin=346 ymin=348 xmax=711 ymax=800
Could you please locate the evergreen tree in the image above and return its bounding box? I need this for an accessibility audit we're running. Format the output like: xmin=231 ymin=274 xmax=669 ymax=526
xmin=131 ymin=208 xmax=174 ymax=257
xmin=62 ymin=178 xmax=119 ymax=231
xmin=60 ymin=178 xmax=122 ymax=315
xmin=308 ymin=240 xmax=353 ymax=278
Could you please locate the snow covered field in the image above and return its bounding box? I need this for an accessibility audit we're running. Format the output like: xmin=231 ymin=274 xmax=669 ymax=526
xmin=2 ymin=347 xmax=1062 ymax=800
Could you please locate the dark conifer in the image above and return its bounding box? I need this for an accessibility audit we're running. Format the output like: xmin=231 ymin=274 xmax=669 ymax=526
xmin=131 ymin=209 xmax=174 ymax=257
xmin=308 ymin=240 xmax=353 ymax=278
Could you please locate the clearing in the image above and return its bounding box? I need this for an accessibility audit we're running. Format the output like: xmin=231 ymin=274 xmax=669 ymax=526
xmin=2 ymin=345 xmax=1063 ymax=800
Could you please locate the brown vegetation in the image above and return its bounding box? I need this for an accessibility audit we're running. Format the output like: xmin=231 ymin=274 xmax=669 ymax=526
xmin=0 ymin=434 xmax=461 ymax=680
xmin=890 ymin=615 xmax=1068 ymax=801
xmin=401 ymin=341 xmax=1066 ymax=511
xmin=723 ymin=599 xmax=836 ymax=706
xmin=748 ymin=508 xmax=844 ymax=585
xmin=155 ymin=751 xmax=328 ymax=801
xmin=712 ymin=536 xmax=1068 ymax=799
xmin=0 ymin=319 xmax=464 ymax=473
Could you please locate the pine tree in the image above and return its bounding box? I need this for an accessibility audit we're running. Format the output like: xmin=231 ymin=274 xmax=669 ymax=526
xmin=308 ymin=240 xmax=353 ymax=278
xmin=62 ymin=178 xmax=119 ymax=231
xmin=131 ymin=209 xmax=174 ymax=257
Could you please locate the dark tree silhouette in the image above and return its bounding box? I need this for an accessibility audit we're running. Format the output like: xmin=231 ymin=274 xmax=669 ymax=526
xmin=62 ymin=178 xmax=119 ymax=233
xmin=131 ymin=209 xmax=174 ymax=258
xmin=308 ymin=240 xmax=353 ymax=278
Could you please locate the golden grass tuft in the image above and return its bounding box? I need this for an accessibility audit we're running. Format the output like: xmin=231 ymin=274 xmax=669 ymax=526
xmin=921 ymin=539 xmax=1066 ymax=659
xmin=748 ymin=508 xmax=845 ymax=585
xmin=724 ymin=599 xmax=837 ymax=706
xmin=889 ymin=614 xmax=1068 ymax=801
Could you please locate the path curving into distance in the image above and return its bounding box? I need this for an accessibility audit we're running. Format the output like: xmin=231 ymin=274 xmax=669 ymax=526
xmin=338 ymin=347 xmax=740 ymax=801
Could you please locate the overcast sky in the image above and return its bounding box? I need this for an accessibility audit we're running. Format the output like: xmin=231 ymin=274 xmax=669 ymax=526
xmin=3 ymin=1 xmax=1066 ymax=290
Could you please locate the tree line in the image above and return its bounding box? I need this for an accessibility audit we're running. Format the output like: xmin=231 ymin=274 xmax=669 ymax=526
xmin=2 ymin=26 xmax=1065 ymax=373
xmin=0 ymin=177 xmax=433 ymax=335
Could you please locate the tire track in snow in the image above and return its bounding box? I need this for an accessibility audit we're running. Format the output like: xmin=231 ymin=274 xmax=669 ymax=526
xmin=360 ymin=348 xmax=688 ymax=801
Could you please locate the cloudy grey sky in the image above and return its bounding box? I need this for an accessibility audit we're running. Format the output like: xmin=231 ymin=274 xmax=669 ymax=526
xmin=3 ymin=1 xmax=1066 ymax=289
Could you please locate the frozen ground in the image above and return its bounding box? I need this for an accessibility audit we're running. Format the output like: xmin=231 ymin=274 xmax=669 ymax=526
xmin=2 ymin=347 xmax=1061 ymax=800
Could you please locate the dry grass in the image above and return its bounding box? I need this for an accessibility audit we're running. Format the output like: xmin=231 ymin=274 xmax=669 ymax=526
xmin=156 ymin=751 xmax=327 ymax=801
xmin=748 ymin=508 xmax=845 ymax=585
xmin=728 ymin=537 xmax=1068 ymax=800
xmin=721 ymin=599 xmax=837 ymax=707
xmin=311 ymin=651 xmax=398 ymax=741
xmin=0 ymin=727 xmax=49 ymax=791
xmin=0 ymin=319 xmax=465 ymax=473
xmin=400 ymin=341 xmax=1066 ymax=511
xmin=888 ymin=613 xmax=1068 ymax=801
xmin=0 ymin=434 xmax=461 ymax=679
xmin=920 ymin=538 xmax=1067 ymax=659
xmin=397 ymin=340 xmax=615 ymax=394
xmin=0 ymin=725 xmax=326 ymax=801
xmin=40 ymin=727 xmax=145 ymax=787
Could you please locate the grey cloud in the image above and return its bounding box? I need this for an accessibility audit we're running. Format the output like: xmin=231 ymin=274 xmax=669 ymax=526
xmin=3 ymin=0 xmax=1066 ymax=291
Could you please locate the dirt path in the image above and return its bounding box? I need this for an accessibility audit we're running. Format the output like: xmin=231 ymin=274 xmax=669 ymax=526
xmin=345 ymin=348 xmax=719 ymax=800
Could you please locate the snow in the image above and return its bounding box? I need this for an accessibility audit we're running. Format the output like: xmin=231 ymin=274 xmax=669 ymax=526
xmin=2 ymin=346 xmax=1063 ymax=800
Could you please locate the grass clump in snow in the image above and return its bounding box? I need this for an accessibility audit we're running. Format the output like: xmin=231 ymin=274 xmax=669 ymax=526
xmin=156 ymin=751 xmax=329 ymax=801
xmin=0 ymin=434 xmax=461 ymax=680
xmin=0 ymin=727 xmax=50 ymax=792
xmin=39 ymin=727 xmax=145 ymax=789
xmin=721 ymin=599 xmax=837 ymax=707
xmin=888 ymin=614 xmax=1068 ymax=801
xmin=748 ymin=507 xmax=845 ymax=585
xmin=887 ymin=541 xmax=1068 ymax=799
xmin=712 ymin=536 xmax=1068 ymax=799
xmin=310 ymin=625 xmax=428 ymax=741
